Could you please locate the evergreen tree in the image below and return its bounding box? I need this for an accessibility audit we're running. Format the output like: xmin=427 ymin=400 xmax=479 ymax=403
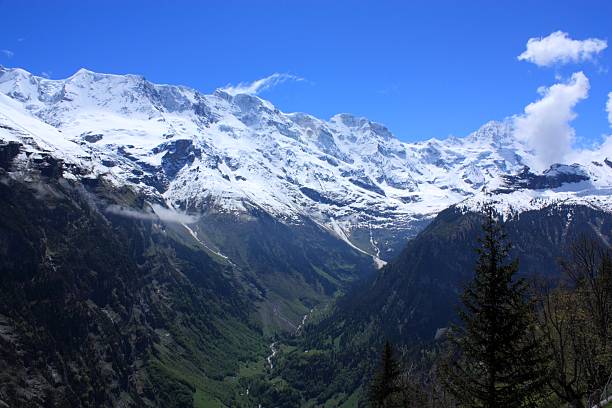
xmin=369 ymin=341 xmax=401 ymax=407
xmin=441 ymin=206 xmax=547 ymax=407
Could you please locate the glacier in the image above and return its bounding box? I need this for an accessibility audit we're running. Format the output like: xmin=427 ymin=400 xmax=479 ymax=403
xmin=1 ymin=66 xmax=610 ymax=262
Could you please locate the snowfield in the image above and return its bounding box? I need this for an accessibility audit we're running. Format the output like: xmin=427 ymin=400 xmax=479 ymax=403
xmin=1 ymin=66 xmax=610 ymax=259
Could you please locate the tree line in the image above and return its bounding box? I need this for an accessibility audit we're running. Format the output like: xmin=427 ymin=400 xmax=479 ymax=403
xmin=368 ymin=206 xmax=612 ymax=408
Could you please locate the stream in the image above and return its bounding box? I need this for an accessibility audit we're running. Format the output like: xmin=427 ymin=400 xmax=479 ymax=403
xmin=265 ymin=309 xmax=314 ymax=371
xmin=266 ymin=341 xmax=279 ymax=370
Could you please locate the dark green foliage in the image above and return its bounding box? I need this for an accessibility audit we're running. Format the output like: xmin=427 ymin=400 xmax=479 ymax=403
xmin=147 ymin=361 xmax=195 ymax=408
xmin=0 ymin=172 xmax=264 ymax=407
xmin=0 ymin=177 xmax=149 ymax=407
xmin=335 ymin=204 xmax=612 ymax=348
xmin=233 ymin=376 xmax=302 ymax=408
xmin=191 ymin=210 xmax=375 ymax=332
xmin=441 ymin=206 xmax=547 ymax=407
xmin=368 ymin=341 xmax=401 ymax=407
xmin=271 ymin=204 xmax=611 ymax=404
xmin=0 ymin=154 xmax=377 ymax=407
xmin=2 ymin=152 xmax=611 ymax=408
xmin=272 ymin=340 xmax=368 ymax=404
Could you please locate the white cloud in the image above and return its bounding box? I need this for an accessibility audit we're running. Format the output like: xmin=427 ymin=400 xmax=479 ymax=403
xmin=607 ymin=92 xmax=612 ymax=127
xmin=106 ymin=204 xmax=198 ymax=224
xmin=1 ymin=49 xmax=14 ymax=58
xmin=220 ymin=73 xmax=303 ymax=96
xmin=518 ymin=31 xmax=607 ymax=67
xmin=513 ymin=71 xmax=590 ymax=169
xmin=151 ymin=204 xmax=199 ymax=223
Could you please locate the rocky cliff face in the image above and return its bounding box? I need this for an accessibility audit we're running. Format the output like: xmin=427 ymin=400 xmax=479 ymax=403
xmin=2 ymin=67 xmax=610 ymax=264
xmin=0 ymin=66 xmax=611 ymax=407
xmin=0 ymin=157 xmax=263 ymax=407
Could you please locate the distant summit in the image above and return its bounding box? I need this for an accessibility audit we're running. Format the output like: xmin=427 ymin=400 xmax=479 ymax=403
xmin=1 ymin=67 xmax=610 ymax=260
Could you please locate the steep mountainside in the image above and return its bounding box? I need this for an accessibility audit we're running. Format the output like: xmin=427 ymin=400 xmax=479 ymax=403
xmin=1 ymin=66 xmax=611 ymax=407
xmin=0 ymin=157 xmax=269 ymax=407
xmin=2 ymin=66 xmax=610 ymax=263
xmin=262 ymin=201 xmax=612 ymax=406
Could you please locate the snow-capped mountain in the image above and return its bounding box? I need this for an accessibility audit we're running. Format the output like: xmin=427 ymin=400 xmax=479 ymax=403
xmin=1 ymin=66 xmax=610 ymax=261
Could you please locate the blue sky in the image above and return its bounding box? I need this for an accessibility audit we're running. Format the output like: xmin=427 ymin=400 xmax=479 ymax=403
xmin=1 ymin=0 xmax=611 ymax=145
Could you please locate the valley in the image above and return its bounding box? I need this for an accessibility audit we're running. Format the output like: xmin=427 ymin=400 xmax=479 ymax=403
xmin=0 ymin=66 xmax=611 ymax=407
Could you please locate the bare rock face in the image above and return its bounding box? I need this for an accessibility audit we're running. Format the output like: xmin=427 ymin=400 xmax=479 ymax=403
xmin=33 ymin=154 xmax=64 ymax=178
xmin=494 ymin=164 xmax=590 ymax=193
xmin=0 ymin=169 xmax=262 ymax=408
xmin=1 ymin=67 xmax=611 ymax=261
xmin=0 ymin=141 xmax=20 ymax=170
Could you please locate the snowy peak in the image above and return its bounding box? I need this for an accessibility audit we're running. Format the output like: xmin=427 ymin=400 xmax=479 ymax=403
xmin=0 ymin=66 xmax=212 ymax=121
xmin=466 ymin=120 xmax=514 ymax=144
xmin=330 ymin=113 xmax=393 ymax=139
xmin=0 ymin=66 xmax=43 ymax=103
xmin=0 ymin=66 xmax=610 ymax=260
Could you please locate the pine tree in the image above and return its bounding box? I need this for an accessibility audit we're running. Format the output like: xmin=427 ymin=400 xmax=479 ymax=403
xmin=441 ymin=205 xmax=547 ymax=407
xmin=369 ymin=341 xmax=401 ymax=407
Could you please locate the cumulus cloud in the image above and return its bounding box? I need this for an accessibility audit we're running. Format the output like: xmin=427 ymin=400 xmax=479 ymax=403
xmin=518 ymin=31 xmax=607 ymax=67
xmin=513 ymin=71 xmax=590 ymax=169
xmin=1 ymin=49 xmax=14 ymax=58
xmin=220 ymin=73 xmax=303 ymax=96
xmin=607 ymin=92 xmax=612 ymax=126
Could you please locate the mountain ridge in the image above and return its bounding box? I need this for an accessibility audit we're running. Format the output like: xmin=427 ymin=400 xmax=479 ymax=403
xmin=1 ymin=65 xmax=612 ymax=407
xmin=1 ymin=66 xmax=611 ymax=264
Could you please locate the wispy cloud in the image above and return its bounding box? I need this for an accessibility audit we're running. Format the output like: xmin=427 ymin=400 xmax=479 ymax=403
xmin=106 ymin=204 xmax=198 ymax=224
xmin=518 ymin=31 xmax=607 ymax=67
xmin=220 ymin=73 xmax=304 ymax=96
xmin=41 ymin=71 xmax=51 ymax=79
xmin=1 ymin=49 xmax=14 ymax=58
xmin=513 ymin=71 xmax=590 ymax=169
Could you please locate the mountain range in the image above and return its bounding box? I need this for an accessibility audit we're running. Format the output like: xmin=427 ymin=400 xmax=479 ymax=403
xmin=2 ymin=66 xmax=610 ymax=262
xmin=0 ymin=66 xmax=611 ymax=407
